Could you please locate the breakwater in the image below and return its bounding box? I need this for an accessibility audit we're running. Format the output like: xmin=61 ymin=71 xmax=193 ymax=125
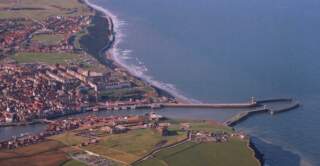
xmin=162 ymin=102 xmax=257 ymax=109
xmin=0 ymin=98 xmax=298 ymax=128
xmin=224 ymin=102 xmax=300 ymax=126
xmin=256 ymin=98 xmax=293 ymax=104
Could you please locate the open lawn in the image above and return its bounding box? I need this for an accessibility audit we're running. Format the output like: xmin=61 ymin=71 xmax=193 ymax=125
xmin=136 ymin=138 xmax=259 ymax=166
xmin=62 ymin=159 xmax=87 ymax=166
xmin=0 ymin=140 xmax=69 ymax=166
xmin=13 ymin=52 xmax=79 ymax=64
xmin=0 ymin=0 xmax=93 ymax=20
xmin=84 ymin=129 xmax=163 ymax=163
xmin=188 ymin=121 xmax=233 ymax=132
xmin=50 ymin=132 xmax=87 ymax=146
xmin=32 ymin=33 xmax=65 ymax=45
xmin=13 ymin=51 xmax=109 ymax=72
xmin=167 ymin=119 xmax=233 ymax=133
xmin=83 ymin=128 xmax=186 ymax=164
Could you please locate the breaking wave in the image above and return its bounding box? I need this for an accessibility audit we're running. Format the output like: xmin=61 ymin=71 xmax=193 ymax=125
xmin=85 ymin=0 xmax=200 ymax=103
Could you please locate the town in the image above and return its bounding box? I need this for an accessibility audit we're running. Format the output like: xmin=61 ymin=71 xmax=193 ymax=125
xmin=0 ymin=1 xmax=264 ymax=166
xmin=0 ymin=63 xmax=169 ymax=123
xmin=0 ymin=0 xmax=170 ymax=124
xmin=0 ymin=0 xmax=92 ymax=55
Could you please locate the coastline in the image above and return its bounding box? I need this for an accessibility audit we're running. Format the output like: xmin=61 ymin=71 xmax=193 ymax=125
xmin=83 ymin=0 xmax=193 ymax=104
xmin=248 ymin=138 xmax=265 ymax=166
xmin=0 ymin=1 xmax=316 ymax=165
xmin=82 ymin=0 xmax=263 ymax=165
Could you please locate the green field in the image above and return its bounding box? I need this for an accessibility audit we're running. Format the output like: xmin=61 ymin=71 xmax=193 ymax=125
xmin=62 ymin=159 xmax=87 ymax=166
xmin=0 ymin=140 xmax=69 ymax=166
xmin=50 ymin=132 xmax=87 ymax=146
xmin=166 ymin=119 xmax=233 ymax=133
xmin=32 ymin=34 xmax=65 ymax=45
xmin=0 ymin=0 xmax=93 ymax=20
xmin=13 ymin=52 xmax=79 ymax=64
xmin=136 ymin=138 xmax=259 ymax=166
xmin=82 ymin=128 xmax=186 ymax=164
xmin=0 ymin=120 xmax=260 ymax=166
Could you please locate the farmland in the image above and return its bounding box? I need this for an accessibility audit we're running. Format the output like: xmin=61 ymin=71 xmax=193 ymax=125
xmin=83 ymin=128 xmax=187 ymax=164
xmin=0 ymin=117 xmax=260 ymax=166
xmin=13 ymin=52 xmax=80 ymax=64
xmin=0 ymin=140 xmax=69 ymax=166
xmin=136 ymin=138 xmax=259 ymax=166
xmin=0 ymin=0 xmax=93 ymax=20
xmin=31 ymin=34 xmax=65 ymax=45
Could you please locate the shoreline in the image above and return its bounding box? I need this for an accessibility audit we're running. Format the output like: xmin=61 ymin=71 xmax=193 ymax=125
xmin=83 ymin=0 xmax=193 ymax=104
xmin=83 ymin=0 xmax=264 ymax=165
xmin=248 ymin=138 xmax=265 ymax=166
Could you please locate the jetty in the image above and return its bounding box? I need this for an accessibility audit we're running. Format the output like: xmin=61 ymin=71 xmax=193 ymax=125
xmin=82 ymin=97 xmax=298 ymax=112
xmin=161 ymin=102 xmax=257 ymax=109
xmin=223 ymin=101 xmax=300 ymax=126
xmin=42 ymin=97 xmax=300 ymax=127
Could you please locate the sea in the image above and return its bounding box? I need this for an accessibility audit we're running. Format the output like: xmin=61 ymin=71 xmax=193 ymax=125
xmin=1 ymin=0 xmax=320 ymax=165
xmin=87 ymin=0 xmax=320 ymax=165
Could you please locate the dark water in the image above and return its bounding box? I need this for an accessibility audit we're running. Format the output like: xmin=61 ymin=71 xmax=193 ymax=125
xmin=0 ymin=124 xmax=46 ymax=141
xmin=88 ymin=0 xmax=320 ymax=165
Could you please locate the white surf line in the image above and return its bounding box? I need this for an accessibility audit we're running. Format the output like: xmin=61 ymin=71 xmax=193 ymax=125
xmin=84 ymin=0 xmax=201 ymax=104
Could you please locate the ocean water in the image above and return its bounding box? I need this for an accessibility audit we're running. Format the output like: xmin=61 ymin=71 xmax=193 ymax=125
xmin=89 ymin=0 xmax=320 ymax=165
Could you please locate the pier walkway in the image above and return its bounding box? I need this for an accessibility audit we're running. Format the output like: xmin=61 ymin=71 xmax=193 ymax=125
xmin=161 ymin=102 xmax=257 ymax=109
xmin=77 ymin=97 xmax=300 ymax=127
xmin=223 ymin=102 xmax=300 ymax=126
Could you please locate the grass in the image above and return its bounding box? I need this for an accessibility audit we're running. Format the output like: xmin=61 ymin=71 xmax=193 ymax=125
xmin=0 ymin=140 xmax=69 ymax=166
xmin=0 ymin=0 xmax=93 ymax=20
xmin=73 ymin=29 xmax=89 ymax=50
xmin=83 ymin=128 xmax=186 ymax=164
xmin=31 ymin=34 xmax=65 ymax=45
xmin=0 ymin=120 xmax=258 ymax=166
xmin=99 ymin=86 xmax=159 ymax=101
xmin=166 ymin=119 xmax=233 ymax=133
xmin=99 ymin=88 xmax=144 ymax=100
xmin=13 ymin=52 xmax=79 ymax=64
xmin=189 ymin=121 xmax=233 ymax=132
xmin=136 ymin=138 xmax=259 ymax=166
xmin=62 ymin=159 xmax=87 ymax=166
xmin=50 ymin=132 xmax=87 ymax=146
xmin=84 ymin=129 xmax=163 ymax=163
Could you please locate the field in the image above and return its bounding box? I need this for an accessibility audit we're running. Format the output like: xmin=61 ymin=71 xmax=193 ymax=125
xmin=13 ymin=52 xmax=109 ymax=73
xmin=0 ymin=0 xmax=93 ymax=20
xmin=31 ymin=34 xmax=65 ymax=45
xmin=50 ymin=132 xmax=88 ymax=146
xmin=82 ymin=128 xmax=186 ymax=164
xmin=0 ymin=140 xmax=69 ymax=166
xmin=62 ymin=159 xmax=86 ymax=166
xmin=13 ymin=52 xmax=80 ymax=64
xmin=136 ymin=138 xmax=259 ymax=166
xmin=166 ymin=119 xmax=233 ymax=133
xmin=0 ymin=120 xmax=260 ymax=166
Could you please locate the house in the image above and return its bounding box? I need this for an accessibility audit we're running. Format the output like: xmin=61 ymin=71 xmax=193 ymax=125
xmin=113 ymin=125 xmax=128 ymax=134
xmin=180 ymin=123 xmax=190 ymax=131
